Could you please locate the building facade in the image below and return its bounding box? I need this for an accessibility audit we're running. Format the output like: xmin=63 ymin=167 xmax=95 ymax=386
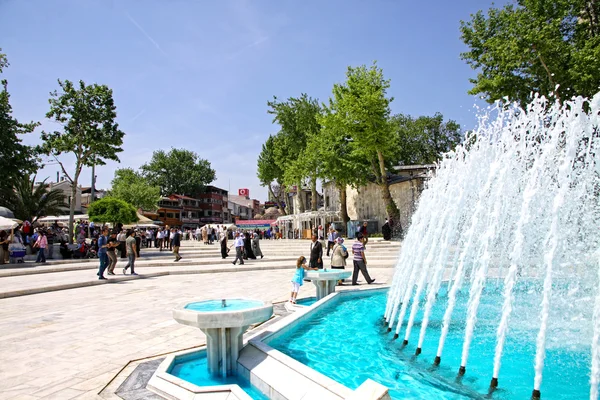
xmin=322 ymin=165 xmax=434 ymax=232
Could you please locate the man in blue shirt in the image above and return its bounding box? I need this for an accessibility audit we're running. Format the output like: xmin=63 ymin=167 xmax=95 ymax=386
xmin=232 ymin=232 xmax=245 ymax=265
xmin=326 ymin=226 xmax=339 ymax=257
xmin=97 ymin=227 xmax=109 ymax=280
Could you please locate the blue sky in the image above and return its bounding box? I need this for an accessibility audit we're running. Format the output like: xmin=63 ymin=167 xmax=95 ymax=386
xmin=1 ymin=0 xmax=504 ymax=201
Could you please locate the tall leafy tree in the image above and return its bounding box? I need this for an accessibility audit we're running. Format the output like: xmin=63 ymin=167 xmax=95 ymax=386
xmin=460 ymin=0 xmax=600 ymax=106
xmin=267 ymin=94 xmax=322 ymax=212
xmin=257 ymin=135 xmax=287 ymax=214
xmin=1 ymin=176 xmax=68 ymax=223
xmin=39 ymin=79 xmax=125 ymax=243
xmin=140 ymin=148 xmax=215 ymax=196
xmin=87 ymin=197 xmax=138 ymax=226
xmin=394 ymin=112 xmax=463 ymax=165
xmin=0 ymin=49 xmax=39 ymax=201
xmin=318 ymin=106 xmax=370 ymax=225
xmin=109 ymin=168 xmax=161 ymax=211
xmin=328 ymin=63 xmax=402 ymax=231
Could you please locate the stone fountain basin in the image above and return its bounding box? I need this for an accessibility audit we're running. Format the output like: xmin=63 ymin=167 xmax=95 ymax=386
xmin=173 ymin=298 xmax=273 ymax=329
xmin=305 ymin=270 xmax=352 ymax=280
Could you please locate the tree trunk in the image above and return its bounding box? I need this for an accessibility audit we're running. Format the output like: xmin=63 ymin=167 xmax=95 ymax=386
xmin=338 ymin=182 xmax=349 ymax=226
xmin=68 ymin=170 xmax=80 ymax=245
xmin=296 ymin=181 xmax=305 ymax=214
xmin=310 ymin=176 xmax=318 ymax=211
xmin=268 ymin=184 xmax=287 ymax=215
xmin=376 ymin=150 xmax=401 ymax=234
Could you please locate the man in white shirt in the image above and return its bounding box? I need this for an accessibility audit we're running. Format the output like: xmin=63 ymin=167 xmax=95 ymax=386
xmin=232 ymin=232 xmax=244 ymax=265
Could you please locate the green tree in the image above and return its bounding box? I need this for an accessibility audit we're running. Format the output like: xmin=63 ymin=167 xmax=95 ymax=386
xmin=460 ymin=0 xmax=600 ymax=106
xmin=140 ymin=148 xmax=215 ymax=196
xmin=318 ymin=106 xmax=370 ymax=225
xmin=1 ymin=176 xmax=68 ymax=223
xmin=109 ymin=168 xmax=161 ymax=211
xmin=39 ymin=79 xmax=125 ymax=242
xmin=87 ymin=197 xmax=138 ymax=226
xmin=257 ymin=135 xmax=287 ymax=214
xmin=267 ymin=94 xmax=322 ymax=212
xmin=327 ymin=63 xmax=402 ymax=231
xmin=394 ymin=112 xmax=463 ymax=165
xmin=0 ymin=49 xmax=39 ymax=201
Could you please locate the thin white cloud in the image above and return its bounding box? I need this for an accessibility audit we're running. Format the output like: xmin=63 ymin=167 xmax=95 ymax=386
xmin=226 ymin=36 xmax=269 ymax=60
xmin=123 ymin=11 xmax=169 ymax=58
xmin=130 ymin=109 xmax=146 ymax=123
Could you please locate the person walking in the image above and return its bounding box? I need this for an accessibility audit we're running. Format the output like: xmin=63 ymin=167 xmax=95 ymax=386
xmin=34 ymin=230 xmax=48 ymax=263
xmin=200 ymin=225 xmax=206 ymax=245
xmin=326 ymin=226 xmax=338 ymax=257
xmin=309 ymin=234 xmax=323 ymax=269
xmin=117 ymin=229 xmax=127 ymax=258
xmin=382 ymin=218 xmax=392 ymax=241
xmin=123 ymin=230 xmax=138 ymax=275
xmin=106 ymin=230 xmax=118 ymax=275
xmin=232 ymin=232 xmax=245 ymax=265
xmin=172 ymin=228 xmax=182 ymax=262
xmin=359 ymin=221 xmax=369 ymax=248
xmin=0 ymin=230 xmax=9 ymax=264
xmin=351 ymin=233 xmax=375 ymax=285
xmin=331 ymin=237 xmax=348 ymax=285
xmin=251 ymin=232 xmax=263 ymax=259
xmin=244 ymin=232 xmax=256 ymax=260
xmin=220 ymin=229 xmax=228 ymax=259
xmin=97 ymin=227 xmax=109 ymax=280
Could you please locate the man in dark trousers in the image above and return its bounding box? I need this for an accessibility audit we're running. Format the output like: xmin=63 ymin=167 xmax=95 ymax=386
xmin=309 ymin=234 xmax=323 ymax=269
xmin=172 ymin=228 xmax=182 ymax=262
xmin=351 ymin=233 xmax=375 ymax=285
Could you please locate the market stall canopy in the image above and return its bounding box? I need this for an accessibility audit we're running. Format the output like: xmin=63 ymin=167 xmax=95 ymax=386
xmin=0 ymin=216 xmax=19 ymax=230
xmin=136 ymin=213 xmax=153 ymax=223
xmin=235 ymin=219 xmax=276 ymax=230
xmin=123 ymin=223 xmax=161 ymax=229
xmin=38 ymin=214 xmax=89 ymax=222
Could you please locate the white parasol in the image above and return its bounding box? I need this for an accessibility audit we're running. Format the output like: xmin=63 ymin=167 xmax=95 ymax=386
xmin=0 ymin=216 xmax=19 ymax=230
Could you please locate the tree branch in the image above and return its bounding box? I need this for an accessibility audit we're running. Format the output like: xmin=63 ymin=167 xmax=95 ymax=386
xmin=52 ymin=155 xmax=73 ymax=183
xmin=532 ymin=44 xmax=560 ymax=100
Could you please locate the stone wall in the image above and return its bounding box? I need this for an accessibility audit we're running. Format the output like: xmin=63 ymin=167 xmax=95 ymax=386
xmin=323 ymin=178 xmax=426 ymax=232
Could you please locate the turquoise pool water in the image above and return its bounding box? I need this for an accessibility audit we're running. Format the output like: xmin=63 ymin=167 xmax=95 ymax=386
xmin=170 ymin=354 xmax=268 ymax=400
xmin=296 ymin=297 xmax=317 ymax=306
xmin=185 ymin=299 xmax=264 ymax=312
xmin=268 ymin=285 xmax=591 ymax=399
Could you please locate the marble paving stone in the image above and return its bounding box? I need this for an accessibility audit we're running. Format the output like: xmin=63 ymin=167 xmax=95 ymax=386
xmin=0 ymin=241 xmax=398 ymax=398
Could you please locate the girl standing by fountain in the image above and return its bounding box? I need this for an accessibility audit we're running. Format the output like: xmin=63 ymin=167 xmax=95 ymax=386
xmin=290 ymin=256 xmax=317 ymax=304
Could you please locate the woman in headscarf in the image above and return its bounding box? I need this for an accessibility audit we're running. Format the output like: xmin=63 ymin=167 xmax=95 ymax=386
xmin=330 ymin=237 xmax=348 ymax=285
xmin=251 ymin=232 xmax=263 ymax=259
xmin=219 ymin=228 xmax=228 ymax=259
xmin=243 ymin=232 xmax=256 ymax=259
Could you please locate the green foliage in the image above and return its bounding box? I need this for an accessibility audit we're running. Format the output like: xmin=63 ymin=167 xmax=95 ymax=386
xmin=325 ymin=62 xmax=401 ymax=221
xmin=109 ymin=168 xmax=161 ymax=211
xmin=460 ymin=0 xmax=600 ymax=105
xmin=87 ymin=197 xmax=138 ymax=225
xmin=38 ymin=79 xmax=125 ymax=241
xmin=267 ymin=94 xmax=322 ymax=186
xmin=0 ymin=49 xmax=39 ymax=200
xmin=0 ymin=176 xmax=68 ymax=223
xmin=257 ymin=135 xmax=287 ymax=213
xmin=140 ymin=148 xmax=215 ymax=196
xmin=393 ymin=113 xmax=463 ymax=165
xmin=267 ymin=94 xmax=322 ymax=211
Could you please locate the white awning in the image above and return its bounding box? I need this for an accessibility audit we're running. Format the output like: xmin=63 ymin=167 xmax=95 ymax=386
xmin=38 ymin=214 xmax=89 ymax=222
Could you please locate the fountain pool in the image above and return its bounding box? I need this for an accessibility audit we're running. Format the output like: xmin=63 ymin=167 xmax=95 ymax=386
xmin=268 ymin=287 xmax=590 ymax=399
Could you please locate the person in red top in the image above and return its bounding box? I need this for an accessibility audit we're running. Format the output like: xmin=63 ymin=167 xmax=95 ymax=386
xmin=34 ymin=230 xmax=48 ymax=263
